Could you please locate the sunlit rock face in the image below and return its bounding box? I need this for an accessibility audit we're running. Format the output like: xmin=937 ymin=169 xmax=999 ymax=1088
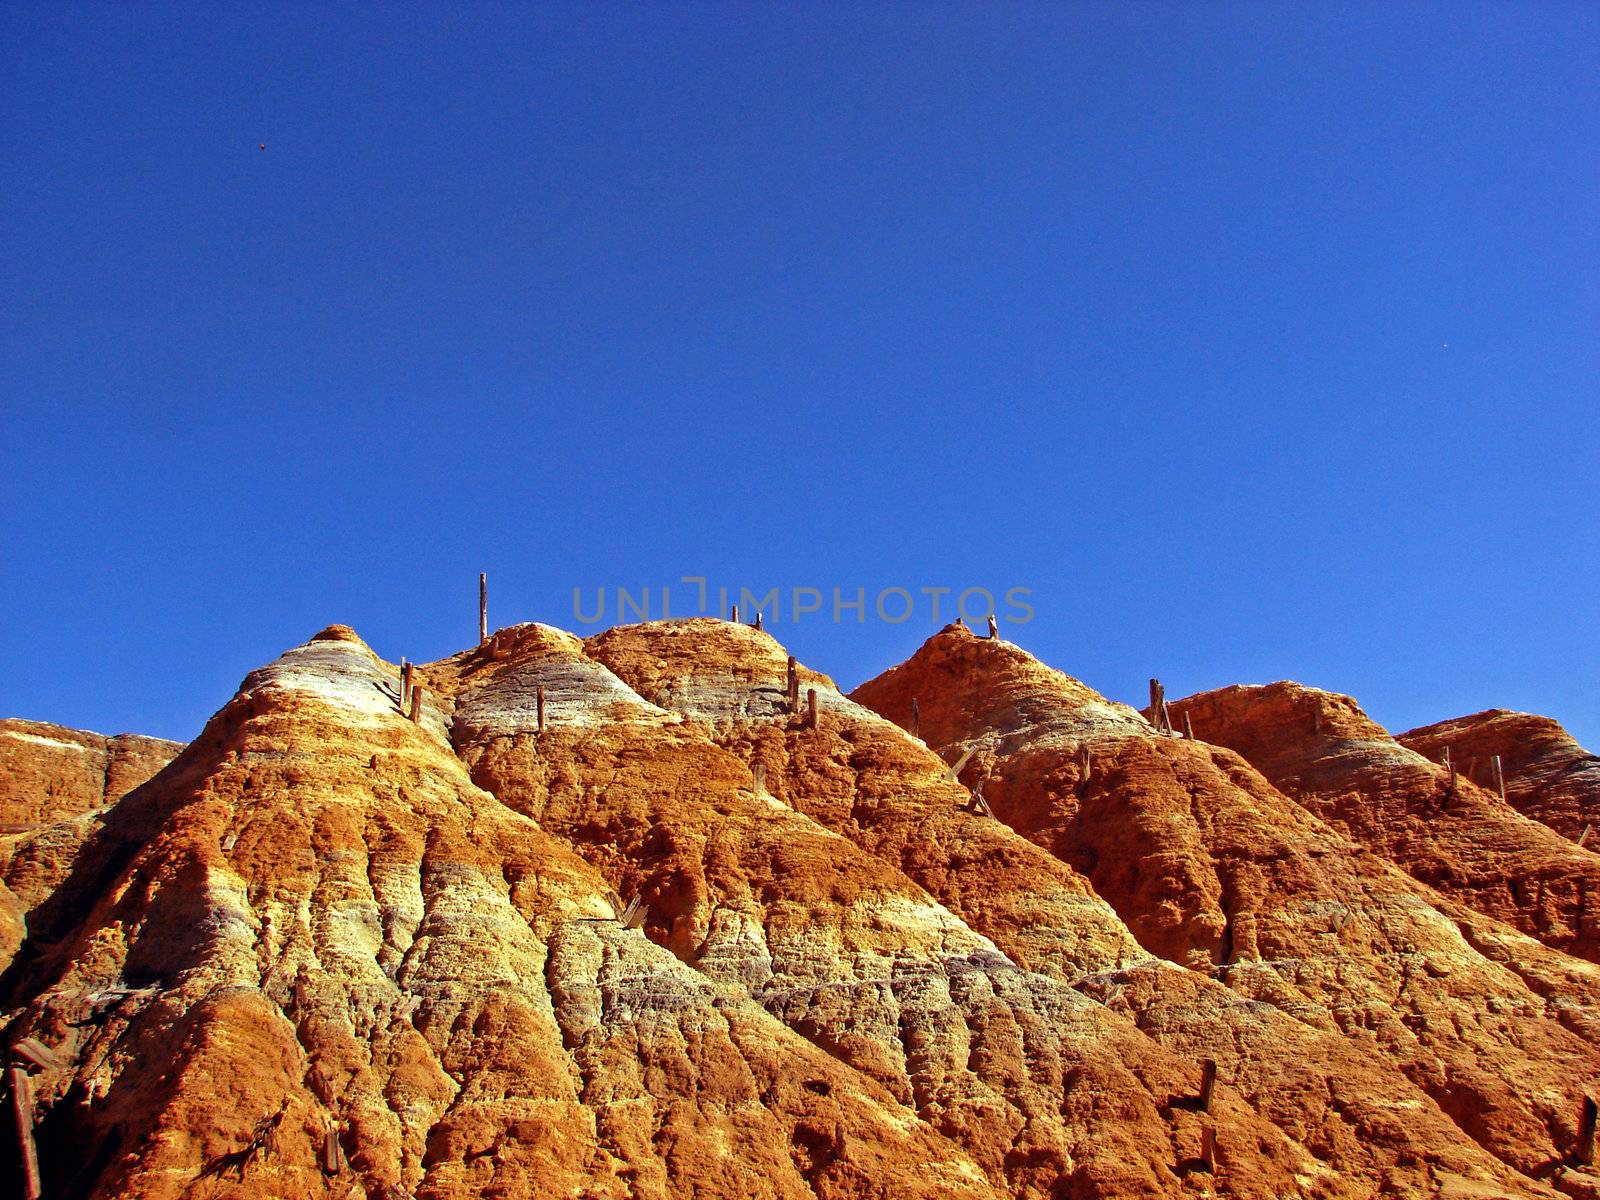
xmin=0 ymin=616 xmax=1595 ymax=1198
xmin=0 ymin=717 xmax=181 ymax=826
xmin=1169 ymin=682 xmax=1600 ymax=964
xmin=852 ymin=625 xmax=1600 ymax=1193
xmin=1399 ymin=708 xmax=1600 ymax=845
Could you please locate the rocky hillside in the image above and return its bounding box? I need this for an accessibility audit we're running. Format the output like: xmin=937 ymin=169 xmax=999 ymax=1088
xmin=1 ymin=620 xmax=1596 ymax=1199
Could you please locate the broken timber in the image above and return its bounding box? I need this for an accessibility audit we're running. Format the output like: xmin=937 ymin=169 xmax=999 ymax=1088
xmin=321 ymin=1127 xmax=347 ymax=1175
xmin=478 ymin=573 xmax=488 ymax=645
xmin=1148 ymin=679 xmax=1173 ymax=734
xmin=8 ymin=1038 xmax=62 ymax=1072
xmin=1578 ymin=1094 xmax=1598 ymax=1166
xmin=967 ymin=785 xmax=995 ymax=819
xmin=607 ymin=890 xmax=648 ymax=930
xmin=8 ymin=1066 xmax=41 ymax=1200
xmin=944 ymin=745 xmax=977 ymax=782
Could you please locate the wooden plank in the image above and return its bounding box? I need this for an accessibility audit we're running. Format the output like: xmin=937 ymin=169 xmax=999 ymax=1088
xmin=7 ymin=1065 xmax=41 ymax=1200
xmin=322 ymin=1126 xmax=345 ymax=1174
xmin=1198 ymin=1058 xmax=1217 ymax=1112
xmin=943 ymin=746 xmax=976 ymax=782
xmin=9 ymin=1037 xmax=62 ymax=1072
xmin=1579 ymin=1094 xmax=1597 ymax=1166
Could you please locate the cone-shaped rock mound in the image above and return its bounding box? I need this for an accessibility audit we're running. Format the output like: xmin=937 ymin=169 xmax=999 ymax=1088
xmin=0 ymin=618 xmax=1595 ymax=1199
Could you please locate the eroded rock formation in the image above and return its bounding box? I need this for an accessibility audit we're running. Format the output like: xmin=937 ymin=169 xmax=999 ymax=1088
xmin=1400 ymin=710 xmax=1600 ymax=845
xmin=1168 ymin=683 xmax=1600 ymax=964
xmin=0 ymin=619 xmax=1595 ymax=1199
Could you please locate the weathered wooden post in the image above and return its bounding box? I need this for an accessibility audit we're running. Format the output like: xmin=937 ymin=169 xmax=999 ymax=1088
xmin=786 ymin=657 xmax=800 ymax=713
xmin=322 ymin=1126 xmax=346 ymax=1175
xmin=1492 ymin=754 xmax=1506 ymax=800
xmin=479 ymin=573 xmax=488 ymax=645
xmin=1580 ymin=824 xmax=1593 ymax=849
xmin=986 ymin=614 xmax=998 ymax=639
xmin=6 ymin=1065 xmax=40 ymax=1200
xmin=400 ymin=660 xmax=412 ymax=711
xmin=536 ymin=686 xmax=546 ymax=733
xmin=1444 ymin=747 xmax=1456 ymax=793
xmin=909 ymin=698 xmax=920 ymax=739
xmin=1199 ymin=1125 xmax=1217 ymax=1173
xmin=9 ymin=1039 xmax=61 ymax=1072
xmin=1148 ymin=679 xmax=1171 ymax=733
xmin=1183 ymin=711 xmax=1195 ymax=740
xmin=754 ymin=611 xmax=763 ymax=631
xmin=408 ymin=685 xmax=424 ymax=723
xmin=1578 ymin=1094 xmax=1597 ymax=1166
xmin=731 ymin=604 xmax=739 ymax=623
xmin=969 ymin=784 xmax=994 ymax=818
xmin=806 ymin=688 xmax=818 ymax=730
xmin=944 ymin=746 xmax=977 ymax=782
xmin=1198 ymin=1059 xmax=1217 ymax=1112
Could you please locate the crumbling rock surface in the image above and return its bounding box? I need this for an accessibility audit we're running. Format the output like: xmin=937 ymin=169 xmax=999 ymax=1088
xmin=852 ymin=626 xmax=1600 ymax=1194
xmin=1400 ymin=710 xmax=1600 ymax=845
xmin=429 ymin=622 xmax=1337 ymax=1199
xmin=1169 ymin=683 xmax=1600 ymax=964
xmin=1 ymin=619 xmax=1596 ymax=1199
xmin=0 ymin=718 xmax=181 ymax=826
xmin=0 ymin=628 xmax=1001 ymax=1200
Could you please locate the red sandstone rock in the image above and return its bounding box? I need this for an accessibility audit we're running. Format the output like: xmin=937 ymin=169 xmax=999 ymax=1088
xmin=1169 ymin=683 xmax=1600 ymax=964
xmin=0 ymin=718 xmax=181 ymax=826
xmin=852 ymin=626 xmax=1600 ymax=1193
xmin=3 ymin=621 xmax=1598 ymax=1199
xmin=1 ymin=631 xmax=1001 ymax=1200
xmin=1399 ymin=709 xmax=1600 ymax=845
xmin=428 ymin=622 xmax=1337 ymax=1198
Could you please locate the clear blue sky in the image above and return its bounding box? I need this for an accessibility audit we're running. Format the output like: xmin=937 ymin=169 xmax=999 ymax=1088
xmin=3 ymin=3 xmax=1596 ymax=749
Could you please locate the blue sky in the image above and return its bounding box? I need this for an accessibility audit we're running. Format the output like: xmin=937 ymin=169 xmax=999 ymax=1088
xmin=3 ymin=2 xmax=1596 ymax=748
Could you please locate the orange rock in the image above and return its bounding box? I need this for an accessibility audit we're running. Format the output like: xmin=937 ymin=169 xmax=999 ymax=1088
xmin=4 ymin=620 xmax=1598 ymax=1198
xmin=1171 ymin=683 xmax=1600 ymax=963
xmin=1400 ymin=709 xmax=1600 ymax=844
xmin=853 ymin=626 xmax=1600 ymax=1188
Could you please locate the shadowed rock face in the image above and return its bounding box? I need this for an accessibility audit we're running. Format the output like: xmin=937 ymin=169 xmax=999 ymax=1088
xmin=1399 ymin=709 xmax=1600 ymax=845
xmin=0 ymin=720 xmax=183 ymax=980
xmin=1 ymin=619 xmax=1596 ymax=1199
xmin=1169 ymin=683 xmax=1600 ymax=965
